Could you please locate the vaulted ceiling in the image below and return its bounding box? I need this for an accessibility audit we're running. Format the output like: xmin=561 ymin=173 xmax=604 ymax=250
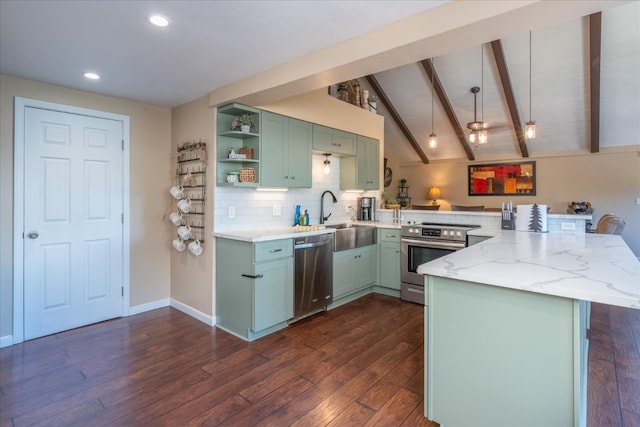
xmin=358 ymin=1 xmax=639 ymax=164
xmin=1 ymin=1 xmax=637 ymax=164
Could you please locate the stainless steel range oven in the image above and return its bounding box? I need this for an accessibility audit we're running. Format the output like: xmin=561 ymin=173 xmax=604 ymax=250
xmin=401 ymin=223 xmax=478 ymax=304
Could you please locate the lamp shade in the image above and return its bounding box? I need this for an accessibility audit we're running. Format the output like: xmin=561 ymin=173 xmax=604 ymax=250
xmin=428 ymin=186 xmax=441 ymax=199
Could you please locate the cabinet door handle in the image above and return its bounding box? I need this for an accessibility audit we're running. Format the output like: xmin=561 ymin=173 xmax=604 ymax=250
xmin=269 ymin=249 xmax=282 ymax=253
xmin=241 ymin=274 xmax=263 ymax=279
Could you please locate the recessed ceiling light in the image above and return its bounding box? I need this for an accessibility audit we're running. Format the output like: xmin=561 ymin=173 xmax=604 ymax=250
xmin=83 ymin=72 xmax=100 ymax=80
xmin=149 ymin=14 xmax=169 ymax=27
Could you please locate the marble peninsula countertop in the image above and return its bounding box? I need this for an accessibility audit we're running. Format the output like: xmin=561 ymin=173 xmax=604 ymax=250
xmin=418 ymin=231 xmax=640 ymax=309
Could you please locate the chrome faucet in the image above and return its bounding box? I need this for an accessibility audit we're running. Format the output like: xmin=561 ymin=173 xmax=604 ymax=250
xmin=320 ymin=190 xmax=338 ymax=224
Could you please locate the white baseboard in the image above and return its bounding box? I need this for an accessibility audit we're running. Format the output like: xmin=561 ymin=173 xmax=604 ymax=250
xmin=170 ymin=298 xmax=216 ymax=326
xmin=127 ymin=298 xmax=170 ymax=316
xmin=1 ymin=335 xmax=14 ymax=348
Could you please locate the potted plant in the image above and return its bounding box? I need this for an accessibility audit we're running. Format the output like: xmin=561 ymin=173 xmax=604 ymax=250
xmin=367 ymin=94 xmax=378 ymax=112
xmin=385 ymin=198 xmax=400 ymax=209
xmin=236 ymin=113 xmax=255 ymax=132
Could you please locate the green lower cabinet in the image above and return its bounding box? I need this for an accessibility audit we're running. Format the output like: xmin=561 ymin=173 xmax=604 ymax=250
xmin=378 ymin=228 xmax=401 ymax=291
xmin=216 ymin=238 xmax=293 ymax=341
xmin=333 ymin=245 xmax=377 ymax=299
xmin=379 ymin=241 xmax=401 ymax=290
xmin=426 ymin=275 xmax=588 ymax=426
xmin=252 ymin=257 xmax=294 ymax=332
xmin=467 ymin=234 xmax=492 ymax=246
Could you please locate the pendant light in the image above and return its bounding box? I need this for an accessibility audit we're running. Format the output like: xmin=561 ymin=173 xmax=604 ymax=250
xmin=468 ymin=45 xmax=487 ymax=145
xmin=525 ymin=31 xmax=536 ymax=140
xmin=428 ymin=58 xmax=438 ymax=149
xmin=478 ymin=44 xmax=487 ymax=145
xmin=323 ymin=153 xmax=332 ymax=175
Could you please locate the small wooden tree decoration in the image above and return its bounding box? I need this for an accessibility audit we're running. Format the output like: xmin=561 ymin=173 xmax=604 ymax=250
xmin=529 ymin=203 xmax=543 ymax=232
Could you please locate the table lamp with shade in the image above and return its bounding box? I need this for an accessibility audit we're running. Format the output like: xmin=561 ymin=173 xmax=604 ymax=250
xmin=427 ymin=186 xmax=441 ymax=206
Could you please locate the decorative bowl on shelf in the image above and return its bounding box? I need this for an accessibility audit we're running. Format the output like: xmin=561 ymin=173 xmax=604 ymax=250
xmin=385 ymin=204 xmax=401 ymax=209
xmin=566 ymin=201 xmax=593 ymax=214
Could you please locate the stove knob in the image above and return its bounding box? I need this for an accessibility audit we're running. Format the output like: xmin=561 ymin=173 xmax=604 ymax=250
xmin=456 ymin=231 xmax=462 ymax=237
xmin=442 ymin=230 xmax=448 ymax=236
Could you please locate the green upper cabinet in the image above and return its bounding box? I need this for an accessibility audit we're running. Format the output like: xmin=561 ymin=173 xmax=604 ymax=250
xmin=261 ymin=111 xmax=312 ymax=188
xmin=340 ymin=135 xmax=380 ymax=190
xmin=216 ymin=103 xmax=261 ymax=187
xmin=312 ymin=124 xmax=356 ymax=156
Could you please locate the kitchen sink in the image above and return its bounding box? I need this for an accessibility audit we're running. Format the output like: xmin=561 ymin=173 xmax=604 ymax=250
xmin=325 ymin=223 xmax=376 ymax=251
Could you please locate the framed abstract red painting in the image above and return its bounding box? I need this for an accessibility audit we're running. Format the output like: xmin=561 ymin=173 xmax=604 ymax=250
xmin=468 ymin=161 xmax=536 ymax=196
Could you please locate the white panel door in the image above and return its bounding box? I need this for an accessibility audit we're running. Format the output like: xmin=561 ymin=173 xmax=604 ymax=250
xmin=23 ymin=107 xmax=124 ymax=340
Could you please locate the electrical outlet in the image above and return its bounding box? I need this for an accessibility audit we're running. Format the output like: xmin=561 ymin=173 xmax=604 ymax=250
xmin=228 ymin=206 xmax=235 ymax=219
xmin=273 ymin=204 xmax=282 ymax=216
xmin=636 ymin=197 xmax=640 ymax=205
xmin=561 ymin=222 xmax=576 ymax=231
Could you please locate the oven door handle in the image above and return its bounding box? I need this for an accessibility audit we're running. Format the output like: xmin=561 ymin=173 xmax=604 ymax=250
xmin=401 ymin=238 xmax=465 ymax=250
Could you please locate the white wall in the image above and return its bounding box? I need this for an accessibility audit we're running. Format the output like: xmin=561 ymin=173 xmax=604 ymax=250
xmin=0 ymin=75 xmax=172 ymax=340
xmin=170 ymin=96 xmax=215 ymax=321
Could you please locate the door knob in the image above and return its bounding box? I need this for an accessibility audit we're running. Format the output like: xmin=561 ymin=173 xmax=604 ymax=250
xmin=27 ymin=231 xmax=39 ymax=239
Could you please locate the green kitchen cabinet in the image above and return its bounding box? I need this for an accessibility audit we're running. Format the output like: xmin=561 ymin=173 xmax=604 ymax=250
xmin=426 ymin=275 xmax=589 ymax=426
xmin=216 ymin=238 xmax=294 ymax=341
xmin=333 ymin=244 xmax=377 ymax=299
xmin=340 ymin=135 xmax=380 ymax=190
xmin=312 ymin=124 xmax=356 ymax=156
xmin=467 ymin=234 xmax=493 ymax=246
xmin=378 ymin=228 xmax=401 ymax=290
xmin=261 ymin=111 xmax=312 ymax=188
xmin=216 ymin=103 xmax=261 ymax=186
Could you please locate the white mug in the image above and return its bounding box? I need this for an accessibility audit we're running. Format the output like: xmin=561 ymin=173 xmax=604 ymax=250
xmin=169 ymin=185 xmax=184 ymax=200
xmin=188 ymin=239 xmax=203 ymax=256
xmin=169 ymin=211 xmax=183 ymax=226
xmin=177 ymin=198 xmax=192 ymax=213
xmin=177 ymin=225 xmax=192 ymax=240
xmin=172 ymin=237 xmax=186 ymax=252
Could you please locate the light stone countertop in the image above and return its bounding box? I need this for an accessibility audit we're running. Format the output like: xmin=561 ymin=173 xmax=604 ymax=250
xmin=213 ymin=221 xmax=401 ymax=242
xmin=417 ymin=231 xmax=640 ymax=309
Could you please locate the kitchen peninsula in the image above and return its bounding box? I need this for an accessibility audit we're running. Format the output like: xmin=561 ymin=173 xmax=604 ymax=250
xmin=418 ymin=231 xmax=640 ymax=427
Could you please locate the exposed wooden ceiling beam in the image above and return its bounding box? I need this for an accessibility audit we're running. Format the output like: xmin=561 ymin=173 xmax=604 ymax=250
xmin=365 ymin=75 xmax=430 ymax=164
xmin=420 ymin=59 xmax=476 ymax=161
xmin=490 ymin=39 xmax=530 ymax=158
xmin=589 ymin=12 xmax=601 ymax=153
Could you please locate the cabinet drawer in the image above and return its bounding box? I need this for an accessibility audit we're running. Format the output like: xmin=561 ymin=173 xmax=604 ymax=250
xmin=254 ymin=239 xmax=293 ymax=262
xmin=379 ymin=228 xmax=401 ymax=242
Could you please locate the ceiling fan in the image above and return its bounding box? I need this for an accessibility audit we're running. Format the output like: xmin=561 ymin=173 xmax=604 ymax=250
xmin=466 ymin=86 xmax=510 ymax=145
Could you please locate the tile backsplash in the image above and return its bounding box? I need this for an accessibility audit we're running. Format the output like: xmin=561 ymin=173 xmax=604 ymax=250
xmin=214 ymin=155 xmax=380 ymax=231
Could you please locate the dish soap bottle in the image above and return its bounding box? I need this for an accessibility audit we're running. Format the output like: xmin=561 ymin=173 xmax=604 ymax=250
xmin=294 ymin=205 xmax=301 ymax=225
xmin=302 ymin=210 xmax=309 ymax=225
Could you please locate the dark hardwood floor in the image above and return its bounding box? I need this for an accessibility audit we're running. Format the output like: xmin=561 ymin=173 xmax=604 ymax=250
xmin=1 ymin=294 xmax=638 ymax=426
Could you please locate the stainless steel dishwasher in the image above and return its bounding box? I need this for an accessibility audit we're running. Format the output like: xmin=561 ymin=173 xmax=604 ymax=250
xmin=293 ymin=233 xmax=333 ymax=321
